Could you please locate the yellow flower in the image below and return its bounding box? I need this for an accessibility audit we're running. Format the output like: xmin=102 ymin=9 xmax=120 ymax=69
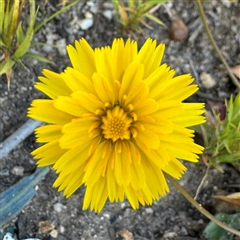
xmin=28 ymin=38 xmax=205 ymax=212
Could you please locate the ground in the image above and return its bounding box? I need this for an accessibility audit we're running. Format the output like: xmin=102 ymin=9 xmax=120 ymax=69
xmin=0 ymin=0 xmax=240 ymax=239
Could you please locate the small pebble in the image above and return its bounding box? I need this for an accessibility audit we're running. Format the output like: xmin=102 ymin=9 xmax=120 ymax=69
xmin=103 ymin=213 xmax=110 ymax=219
xmin=11 ymin=166 xmax=24 ymax=176
xmin=79 ymin=19 xmax=94 ymax=30
xmin=54 ymin=202 xmax=65 ymax=213
xmin=103 ymin=10 xmax=113 ymax=20
xmin=169 ymin=19 xmax=189 ymax=41
xmin=145 ymin=207 xmax=153 ymax=215
xmin=0 ymin=170 xmax=10 ymax=176
xmin=56 ymin=39 xmax=67 ymax=56
xmin=3 ymin=233 xmax=16 ymax=240
xmin=163 ymin=232 xmax=178 ymax=238
xmin=200 ymin=72 xmax=216 ymax=88
xmin=85 ymin=11 xmax=93 ymax=19
xmin=50 ymin=229 xmax=58 ymax=238
xmin=59 ymin=225 xmax=65 ymax=233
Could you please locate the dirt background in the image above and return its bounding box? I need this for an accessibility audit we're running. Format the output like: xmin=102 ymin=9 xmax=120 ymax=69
xmin=0 ymin=0 xmax=240 ymax=239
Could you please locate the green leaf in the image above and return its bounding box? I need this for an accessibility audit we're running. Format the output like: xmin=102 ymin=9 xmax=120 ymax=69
xmin=13 ymin=0 xmax=36 ymax=59
xmin=216 ymin=152 xmax=240 ymax=163
xmin=0 ymin=37 xmax=6 ymax=47
xmin=232 ymin=92 xmax=240 ymax=124
xmin=0 ymin=59 xmax=15 ymax=75
xmin=0 ymin=168 xmax=49 ymax=227
xmin=227 ymin=94 xmax=234 ymax=123
xmin=203 ymin=212 xmax=240 ymax=240
xmin=7 ymin=1 xmax=20 ymax=46
xmin=144 ymin=13 xmax=165 ymax=26
xmin=0 ymin=0 xmax=4 ymax=34
xmin=16 ymin=22 xmax=24 ymax=45
xmin=142 ymin=0 xmax=168 ymax=11
xmin=23 ymin=52 xmax=54 ymax=64
xmin=3 ymin=0 xmax=10 ymax=46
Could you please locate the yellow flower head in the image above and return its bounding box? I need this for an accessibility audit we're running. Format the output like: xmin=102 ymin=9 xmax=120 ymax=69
xmin=28 ymin=38 xmax=205 ymax=212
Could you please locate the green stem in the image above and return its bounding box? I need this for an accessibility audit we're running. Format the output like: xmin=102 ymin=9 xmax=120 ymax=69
xmin=164 ymin=173 xmax=240 ymax=237
xmin=195 ymin=0 xmax=240 ymax=90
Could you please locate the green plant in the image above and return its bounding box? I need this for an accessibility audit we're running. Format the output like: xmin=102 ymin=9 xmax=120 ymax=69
xmin=0 ymin=0 xmax=78 ymax=88
xmin=112 ymin=0 xmax=168 ymax=32
xmin=202 ymin=92 xmax=240 ymax=171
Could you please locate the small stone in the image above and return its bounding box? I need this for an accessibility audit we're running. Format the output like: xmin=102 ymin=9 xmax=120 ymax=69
xmin=198 ymin=219 xmax=204 ymax=224
xmin=117 ymin=229 xmax=133 ymax=240
xmin=145 ymin=207 xmax=153 ymax=215
xmin=42 ymin=45 xmax=52 ymax=53
xmin=121 ymin=202 xmax=126 ymax=209
xmin=0 ymin=170 xmax=9 ymax=176
xmin=3 ymin=233 xmax=16 ymax=240
xmin=169 ymin=19 xmax=189 ymax=41
xmin=54 ymin=202 xmax=65 ymax=213
xmin=163 ymin=232 xmax=178 ymax=238
xmin=11 ymin=166 xmax=24 ymax=176
xmin=59 ymin=225 xmax=65 ymax=233
xmin=50 ymin=229 xmax=58 ymax=238
xmin=173 ymin=225 xmax=180 ymax=232
xmin=85 ymin=11 xmax=93 ymax=19
xmin=56 ymin=39 xmax=67 ymax=56
xmin=103 ymin=10 xmax=113 ymax=20
xmin=200 ymin=72 xmax=216 ymax=88
xmin=38 ymin=221 xmax=55 ymax=233
xmin=179 ymin=226 xmax=188 ymax=236
xmin=103 ymin=213 xmax=110 ymax=219
xmin=79 ymin=19 xmax=94 ymax=30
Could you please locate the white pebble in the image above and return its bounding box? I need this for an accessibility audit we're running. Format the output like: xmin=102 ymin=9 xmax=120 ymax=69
xmin=3 ymin=233 xmax=15 ymax=240
xmin=103 ymin=213 xmax=110 ymax=219
xmin=200 ymin=72 xmax=216 ymax=89
xmin=79 ymin=19 xmax=94 ymax=30
xmin=103 ymin=10 xmax=113 ymax=20
xmin=145 ymin=207 xmax=153 ymax=214
xmin=42 ymin=45 xmax=52 ymax=53
xmin=54 ymin=202 xmax=65 ymax=213
xmin=50 ymin=229 xmax=58 ymax=238
xmin=85 ymin=11 xmax=93 ymax=19
xmin=59 ymin=225 xmax=65 ymax=233
xmin=11 ymin=166 xmax=24 ymax=176
xmin=163 ymin=232 xmax=178 ymax=238
xmin=56 ymin=39 xmax=67 ymax=56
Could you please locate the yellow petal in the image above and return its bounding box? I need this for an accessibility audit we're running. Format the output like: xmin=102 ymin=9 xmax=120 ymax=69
xmin=72 ymin=91 xmax=104 ymax=113
xmin=119 ymin=61 xmax=144 ymax=102
xmin=67 ymin=38 xmax=95 ymax=79
xmin=53 ymin=141 xmax=92 ymax=175
xmin=28 ymin=99 xmax=73 ymax=124
xmin=32 ymin=141 xmax=66 ymax=166
xmin=35 ymin=124 xmax=63 ymax=143
xmin=112 ymin=38 xmax=137 ymax=80
xmin=54 ymin=96 xmax=87 ymax=117
xmin=36 ymin=69 xmax=72 ymax=99
xmin=136 ymin=128 xmax=160 ymax=149
xmin=136 ymin=39 xmax=165 ymax=78
xmin=95 ymin=46 xmax=117 ymax=82
xmin=83 ymin=141 xmax=112 ymax=187
xmin=163 ymin=156 xmax=187 ymax=179
xmin=92 ymin=72 xmax=116 ymax=105
xmin=61 ymin=67 xmax=95 ymax=93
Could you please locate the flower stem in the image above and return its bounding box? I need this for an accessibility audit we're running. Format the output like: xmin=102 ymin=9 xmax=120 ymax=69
xmin=195 ymin=0 xmax=240 ymax=90
xmin=164 ymin=172 xmax=240 ymax=237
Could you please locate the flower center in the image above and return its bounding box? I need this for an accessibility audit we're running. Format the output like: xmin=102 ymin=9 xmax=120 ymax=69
xmin=101 ymin=105 xmax=133 ymax=142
